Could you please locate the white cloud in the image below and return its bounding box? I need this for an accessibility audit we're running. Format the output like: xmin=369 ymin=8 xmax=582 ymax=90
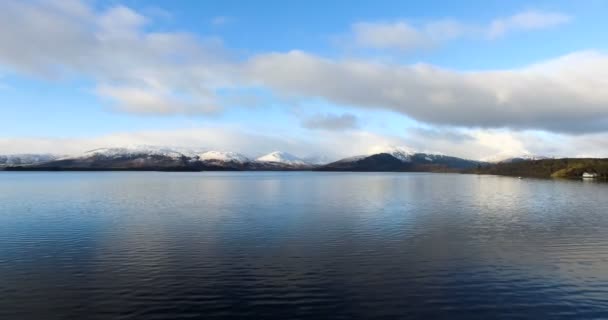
xmin=300 ymin=113 xmax=359 ymax=131
xmin=349 ymin=10 xmax=571 ymax=50
xmin=98 ymin=5 xmax=148 ymax=34
xmin=0 ymin=0 xmax=234 ymax=115
xmin=0 ymin=127 xmax=407 ymax=160
xmin=404 ymin=127 xmax=530 ymax=160
xmin=352 ymin=21 xmax=428 ymax=50
xmin=247 ymin=50 xmax=608 ymax=134
xmin=3 ymin=127 xmax=608 ymax=161
xmin=96 ymin=84 xmax=220 ymax=115
xmin=351 ymin=19 xmax=468 ymax=50
xmin=488 ymin=10 xmax=571 ymax=39
xmin=0 ymin=1 xmax=600 ymax=137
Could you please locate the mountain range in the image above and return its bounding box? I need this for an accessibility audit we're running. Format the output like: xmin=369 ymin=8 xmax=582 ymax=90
xmin=482 ymin=153 xmax=550 ymax=163
xmin=0 ymin=154 xmax=61 ymax=167
xmin=1 ymin=145 xmax=483 ymax=172
xmin=4 ymin=146 xmax=605 ymax=178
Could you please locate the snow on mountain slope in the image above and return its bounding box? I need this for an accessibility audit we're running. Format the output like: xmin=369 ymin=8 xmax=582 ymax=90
xmin=368 ymin=145 xmax=416 ymax=162
xmin=0 ymin=154 xmax=60 ymax=167
xmin=334 ymin=146 xmax=449 ymax=165
xmin=416 ymin=153 xmax=447 ymax=162
xmin=333 ymin=155 xmax=367 ymax=163
xmin=79 ymin=146 xmax=187 ymax=160
xmin=483 ymin=152 xmax=549 ymax=163
xmin=256 ymin=151 xmax=308 ymax=165
xmin=302 ymin=155 xmax=333 ymax=165
xmin=197 ymin=151 xmax=250 ymax=163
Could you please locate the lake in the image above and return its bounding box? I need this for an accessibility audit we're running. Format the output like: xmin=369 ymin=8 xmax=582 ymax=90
xmin=1 ymin=172 xmax=607 ymax=319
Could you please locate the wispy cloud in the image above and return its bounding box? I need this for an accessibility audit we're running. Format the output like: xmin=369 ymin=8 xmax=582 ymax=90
xmin=349 ymin=10 xmax=571 ymax=51
xmin=0 ymin=1 xmax=602 ymax=136
xmin=300 ymin=113 xmax=360 ymax=131
xmin=211 ymin=16 xmax=234 ymax=26
xmin=96 ymin=84 xmax=220 ymax=115
xmin=0 ymin=127 xmax=410 ymax=160
xmin=487 ymin=11 xmax=571 ymax=39
xmin=4 ymin=126 xmax=608 ymax=161
xmin=351 ymin=19 xmax=469 ymax=50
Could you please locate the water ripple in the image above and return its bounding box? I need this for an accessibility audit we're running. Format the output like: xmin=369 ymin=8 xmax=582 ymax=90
xmin=1 ymin=172 xmax=608 ymax=319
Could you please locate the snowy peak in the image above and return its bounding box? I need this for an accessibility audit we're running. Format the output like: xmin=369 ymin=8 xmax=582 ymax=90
xmin=369 ymin=145 xmax=416 ymax=162
xmin=256 ymin=151 xmax=308 ymax=165
xmin=335 ymin=146 xmax=448 ymax=165
xmin=197 ymin=151 xmax=250 ymax=163
xmin=415 ymin=153 xmax=447 ymax=162
xmin=81 ymin=146 xmax=186 ymax=160
xmin=484 ymin=152 xmax=549 ymax=163
xmin=0 ymin=154 xmax=60 ymax=167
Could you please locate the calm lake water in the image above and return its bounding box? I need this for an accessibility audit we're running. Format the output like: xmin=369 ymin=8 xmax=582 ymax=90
xmin=1 ymin=172 xmax=608 ymax=319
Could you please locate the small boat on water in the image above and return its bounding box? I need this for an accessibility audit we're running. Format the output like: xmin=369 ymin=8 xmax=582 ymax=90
xmin=582 ymin=172 xmax=598 ymax=179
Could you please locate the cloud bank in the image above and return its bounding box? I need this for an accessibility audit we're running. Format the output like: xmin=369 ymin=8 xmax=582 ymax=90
xmin=300 ymin=113 xmax=360 ymax=131
xmin=3 ymin=126 xmax=608 ymax=161
xmin=248 ymin=50 xmax=608 ymax=134
xmin=1 ymin=0 xmax=607 ymax=159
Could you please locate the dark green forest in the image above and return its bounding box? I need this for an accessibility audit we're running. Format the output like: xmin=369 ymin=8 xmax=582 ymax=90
xmin=471 ymin=159 xmax=608 ymax=179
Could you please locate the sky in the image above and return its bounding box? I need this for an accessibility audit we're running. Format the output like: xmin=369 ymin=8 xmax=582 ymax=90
xmin=2 ymin=0 xmax=608 ymax=160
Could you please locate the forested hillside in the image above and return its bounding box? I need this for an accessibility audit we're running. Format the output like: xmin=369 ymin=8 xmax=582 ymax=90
xmin=471 ymin=159 xmax=608 ymax=178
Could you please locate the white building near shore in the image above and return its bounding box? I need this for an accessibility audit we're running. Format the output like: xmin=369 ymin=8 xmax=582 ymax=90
xmin=582 ymin=172 xmax=598 ymax=179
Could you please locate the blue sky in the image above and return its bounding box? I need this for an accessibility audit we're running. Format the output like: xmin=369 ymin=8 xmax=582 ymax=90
xmin=2 ymin=0 xmax=608 ymax=160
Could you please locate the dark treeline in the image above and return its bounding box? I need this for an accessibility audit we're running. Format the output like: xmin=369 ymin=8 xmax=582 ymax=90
xmin=470 ymin=158 xmax=608 ymax=178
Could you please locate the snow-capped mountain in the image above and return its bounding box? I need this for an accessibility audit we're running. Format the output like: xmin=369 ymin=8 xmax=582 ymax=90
xmin=415 ymin=153 xmax=448 ymax=162
xmin=2 ymin=145 xmax=479 ymax=172
xmin=256 ymin=151 xmax=309 ymax=166
xmin=3 ymin=147 xmax=316 ymax=171
xmin=31 ymin=146 xmax=191 ymax=170
xmin=320 ymin=147 xmax=480 ymax=172
xmin=368 ymin=145 xmax=416 ymax=162
xmin=196 ymin=151 xmax=250 ymax=163
xmin=484 ymin=153 xmax=549 ymax=163
xmin=79 ymin=146 xmax=187 ymax=160
xmin=0 ymin=154 xmax=60 ymax=167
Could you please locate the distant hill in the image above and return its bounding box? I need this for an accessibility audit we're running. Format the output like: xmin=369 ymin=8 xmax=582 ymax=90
xmin=317 ymin=152 xmax=480 ymax=172
xmin=0 ymin=145 xmax=480 ymax=172
xmin=471 ymin=158 xmax=608 ymax=178
xmin=482 ymin=153 xmax=549 ymax=163
xmin=5 ymin=146 xmax=606 ymax=177
xmin=1 ymin=147 xmax=315 ymax=171
xmin=0 ymin=154 xmax=61 ymax=167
